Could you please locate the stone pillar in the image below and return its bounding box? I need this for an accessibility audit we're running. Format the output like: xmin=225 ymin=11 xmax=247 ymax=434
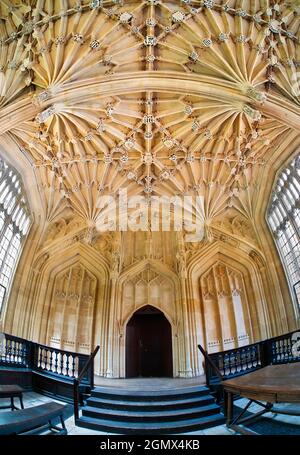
xmin=176 ymin=233 xmax=193 ymax=377
xmin=106 ymin=233 xmax=121 ymax=377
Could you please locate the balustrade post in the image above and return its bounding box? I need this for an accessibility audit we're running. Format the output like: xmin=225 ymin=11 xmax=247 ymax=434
xmin=73 ymin=379 xmax=80 ymax=421
xmin=66 ymin=354 xmax=70 ymax=378
xmin=90 ymin=350 xmax=95 ymax=390
xmin=78 ymin=356 xmax=87 ymax=380
xmin=54 ymin=350 xmax=59 ymax=374
xmin=71 ymin=355 xmax=75 ymax=378
xmin=27 ymin=341 xmax=35 ymax=369
xmin=260 ymin=339 xmax=272 ymax=367
xmin=204 ymin=359 xmax=211 ymax=387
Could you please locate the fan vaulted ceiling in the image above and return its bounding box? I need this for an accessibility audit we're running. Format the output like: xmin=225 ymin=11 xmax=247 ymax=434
xmin=0 ymin=0 xmax=299 ymax=226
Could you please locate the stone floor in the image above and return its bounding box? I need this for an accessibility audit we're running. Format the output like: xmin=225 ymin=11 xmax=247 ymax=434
xmin=94 ymin=375 xmax=206 ymax=389
xmin=1 ymin=391 xmax=300 ymax=435
xmin=233 ymin=397 xmax=300 ymax=432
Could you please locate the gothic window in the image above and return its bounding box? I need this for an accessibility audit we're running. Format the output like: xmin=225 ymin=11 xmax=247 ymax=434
xmin=267 ymin=155 xmax=300 ymax=312
xmin=0 ymin=158 xmax=31 ymax=313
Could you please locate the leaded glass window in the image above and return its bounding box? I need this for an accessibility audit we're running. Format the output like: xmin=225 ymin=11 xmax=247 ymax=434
xmin=0 ymin=158 xmax=31 ymax=313
xmin=267 ymin=155 xmax=300 ymax=312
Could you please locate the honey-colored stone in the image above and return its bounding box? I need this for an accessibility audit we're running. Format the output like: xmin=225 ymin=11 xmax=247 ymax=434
xmin=0 ymin=1 xmax=299 ymax=378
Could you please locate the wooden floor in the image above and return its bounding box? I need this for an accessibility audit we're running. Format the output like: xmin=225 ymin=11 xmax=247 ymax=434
xmin=94 ymin=375 xmax=206 ymax=390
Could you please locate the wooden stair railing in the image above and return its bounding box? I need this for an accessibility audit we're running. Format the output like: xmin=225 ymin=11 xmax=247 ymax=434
xmin=0 ymin=333 xmax=91 ymax=380
xmin=199 ymin=329 xmax=300 ymax=390
xmin=198 ymin=344 xmax=223 ymax=383
xmin=73 ymin=345 xmax=100 ymax=422
xmin=198 ymin=329 xmax=300 ymax=404
xmin=198 ymin=344 xmax=228 ymax=405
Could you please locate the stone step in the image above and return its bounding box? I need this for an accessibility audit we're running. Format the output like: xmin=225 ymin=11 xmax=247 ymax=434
xmin=86 ymin=393 xmax=215 ymax=411
xmin=79 ymin=383 xmax=225 ymax=434
xmin=77 ymin=413 xmax=226 ymax=435
xmin=82 ymin=402 xmax=220 ymax=422
xmin=91 ymin=385 xmax=210 ymax=402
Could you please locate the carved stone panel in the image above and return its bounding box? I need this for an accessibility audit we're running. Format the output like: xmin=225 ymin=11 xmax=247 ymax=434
xmin=200 ymin=262 xmax=250 ymax=352
xmin=48 ymin=264 xmax=97 ymax=353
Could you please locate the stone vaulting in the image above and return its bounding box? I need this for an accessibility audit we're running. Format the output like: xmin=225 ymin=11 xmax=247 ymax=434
xmin=0 ymin=0 xmax=299 ymax=377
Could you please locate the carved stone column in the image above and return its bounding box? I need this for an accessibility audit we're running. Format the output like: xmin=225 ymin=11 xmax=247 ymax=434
xmin=249 ymin=250 xmax=276 ymax=337
xmin=27 ymin=252 xmax=49 ymax=342
xmin=176 ymin=233 xmax=193 ymax=377
xmin=106 ymin=233 xmax=122 ymax=377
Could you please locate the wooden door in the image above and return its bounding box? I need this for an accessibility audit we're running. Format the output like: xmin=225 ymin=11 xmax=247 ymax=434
xmin=125 ymin=306 xmax=173 ymax=378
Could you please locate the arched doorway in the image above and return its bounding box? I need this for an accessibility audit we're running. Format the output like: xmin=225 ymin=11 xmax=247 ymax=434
xmin=125 ymin=305 xmax=173 ymax=378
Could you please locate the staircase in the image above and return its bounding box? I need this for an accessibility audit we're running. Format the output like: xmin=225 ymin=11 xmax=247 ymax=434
xmin=76 ymin=385 xmax=225 ymax=434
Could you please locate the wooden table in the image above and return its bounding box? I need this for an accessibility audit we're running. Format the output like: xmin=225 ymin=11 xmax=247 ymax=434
xmin=0 ymin=385 xmax=25 ymax=411
xmin=223 ymin=363 xmax=300 ymax=434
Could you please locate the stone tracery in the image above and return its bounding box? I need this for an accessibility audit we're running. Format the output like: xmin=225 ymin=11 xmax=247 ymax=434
xmin=268 ymin=154 xmax=300 ymax=316
xmin=0 ymin=0 xmax=299 ymax=377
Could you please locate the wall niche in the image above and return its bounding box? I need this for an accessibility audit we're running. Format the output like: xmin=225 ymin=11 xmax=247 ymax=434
xmin=47 ymin=264 xmax=97 ymax=354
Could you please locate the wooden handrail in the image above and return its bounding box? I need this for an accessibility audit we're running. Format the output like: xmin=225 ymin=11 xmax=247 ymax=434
xmin=73 ymin=345 xmax=99 ymax=421
xmin=2 ymin=333 xmax=92 ymax=375
xmin=77 ymin=345 xmax=100 ymax=384
xmin=198 ymin=344 xmax=223 ymax=381
xmin=199 ymin=327 xmax=300 ymax=358
xmin=199 ymin=328 xmax=300 ymax=399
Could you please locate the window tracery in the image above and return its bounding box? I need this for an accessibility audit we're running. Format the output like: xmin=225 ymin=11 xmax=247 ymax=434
xmin=268 ymin=155 xmax=300 ymax=311
xmin=0 ymin=158 xmax=31 ymax=312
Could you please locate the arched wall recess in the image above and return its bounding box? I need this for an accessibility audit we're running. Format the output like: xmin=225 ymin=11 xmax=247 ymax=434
xmin=187 ymin=241 xmax=275 ymax=374
xmin=26 ymin=242 xmax=110 ymax=376
xmin=109 ymin=258 xmax=187 ymax=378
xmin=47 ymin=263 xmax=98 ymax=353
xmin=199 ymin=261 xmax=252 ymax=353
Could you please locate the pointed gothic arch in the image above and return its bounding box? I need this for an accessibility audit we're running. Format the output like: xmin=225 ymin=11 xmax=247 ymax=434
xmin=106 ymin=260 xmax=185 ymax=378
xmin=19 ymin=242 xmax=110 ymax=376
xmin=125 ymin=305 xmax=173 ymax=378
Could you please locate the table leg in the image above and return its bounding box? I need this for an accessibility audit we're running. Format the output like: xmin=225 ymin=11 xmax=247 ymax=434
xmin=10 ymin=397 xmax=15 ymax=411
xmin=226 ymin=391 xmax=233 ymax=426
xmin=60 ymin=415 xmax=67 ymax=432
xmin=223 ymin=390 xmax=228 ymax=417
xmin=19 ymin=394 xmax=24 ymax=409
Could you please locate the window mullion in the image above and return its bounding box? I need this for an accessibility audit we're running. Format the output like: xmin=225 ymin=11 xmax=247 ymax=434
xmin=0 ymin=227 xmax=14 ymax=281
xmin=0 ymin=159 xmax=31 ymax=313
xmin=267 ymin=155 xmax=300 ymax=317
